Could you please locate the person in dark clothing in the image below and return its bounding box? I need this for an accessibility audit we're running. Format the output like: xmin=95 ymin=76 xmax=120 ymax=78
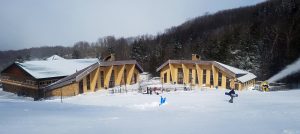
xmin=146 ymin=87 xmax=149 ymax=94
xmin=228 ymin=88 xmax=235 ymax=95
xmin=225 ymin=89 xmax=236 ymax=103
xmin=149 ymin=88 xmax=152 ymax=95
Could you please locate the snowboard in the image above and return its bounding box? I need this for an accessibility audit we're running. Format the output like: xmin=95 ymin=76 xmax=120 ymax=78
xmin=225 ymin=92 xmax=238 ymax=97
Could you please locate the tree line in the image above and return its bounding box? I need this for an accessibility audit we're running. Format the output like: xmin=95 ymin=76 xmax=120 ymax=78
xmin=1 ymin=0 xmax=300 ymax=80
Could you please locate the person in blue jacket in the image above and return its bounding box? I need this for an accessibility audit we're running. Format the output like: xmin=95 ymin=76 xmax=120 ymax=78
xmin=160 ymin=96 xmax=166 ymax=106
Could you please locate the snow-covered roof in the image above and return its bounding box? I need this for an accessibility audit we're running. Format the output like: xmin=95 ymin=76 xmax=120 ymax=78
xmin=215 ymin=62 xmax=249 ymax=74
xmin=237 ymin=73 xmax=257 ymax=83
xmin=16 ymin=58 xmax=99 ymax=79
xmin=46 ymin=55 xmax=65 ymax=61
xmin=215 ymin=62 xmax=257 ymax=83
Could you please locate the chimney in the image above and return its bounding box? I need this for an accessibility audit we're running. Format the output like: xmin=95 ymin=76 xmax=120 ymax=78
xmin=192 ymin=54 xmax=201 ymax=61
xmin=110 ymin=53 xmax=115 ymax=61
xmin=104 ymin=53 xmax=115 ymax=61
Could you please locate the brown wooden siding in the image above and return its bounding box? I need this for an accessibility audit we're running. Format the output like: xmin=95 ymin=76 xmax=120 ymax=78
xmin=46 ymin=83 xmax=79 ymax=97
xmin=2 ymin=83 xmax=39 ymax=98
xmin=2 ymin=64 xmax=33 ymax=78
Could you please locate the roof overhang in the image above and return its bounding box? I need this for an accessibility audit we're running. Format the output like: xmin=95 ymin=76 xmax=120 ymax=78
xmin=156 ymin=60 xmax=213 ymax=71
xmin=100 ymin=60 xmax=144 ymax=73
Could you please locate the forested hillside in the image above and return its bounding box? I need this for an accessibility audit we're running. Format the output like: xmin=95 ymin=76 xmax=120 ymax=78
xmin=1 ymin=0 xmax=299 ymax=80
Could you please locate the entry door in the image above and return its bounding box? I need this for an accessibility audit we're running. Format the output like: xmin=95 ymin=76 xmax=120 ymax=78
xmin=178 ymin=68 xmax=183 ymax=84
xmin=79 ymin=80 xmax=84 ymax=94
xmin=235 ymin=83 xmax=239 ymax=90
xmin=226 ymin=78 xmax=231 ymax=89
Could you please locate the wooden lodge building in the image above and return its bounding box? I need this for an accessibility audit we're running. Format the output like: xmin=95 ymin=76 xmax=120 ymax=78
xmin=0 ymin=55 xmax=143 ymax=100
xmin=156 ymin=54 xmax=256 ymax=90
xmin=43 ymin=60 xmax=143 ymax=98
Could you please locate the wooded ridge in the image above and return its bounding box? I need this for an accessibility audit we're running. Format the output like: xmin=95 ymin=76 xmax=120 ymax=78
xmin=1 ymin=0 xmax=299 ymax=80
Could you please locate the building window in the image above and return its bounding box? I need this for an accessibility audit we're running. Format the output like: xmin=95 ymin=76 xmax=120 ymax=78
xmin=170 ymin=73 xmax=172 ymax=83
xmin=164 ymin=73 xmax=167 ymax=83
xmin=39 ymin=81 xmax=46 ymax=86
xmin=210 ymin=70 xmax=214 ymax=86
xmin=100 ymin=71 xmax=104 ymax=87
xmin=133 ymin=73 xmax=137 ymax=84
xmin=131 ymin=73 xmax=136 ymax=84
xmin=178 ymin=68 xmax=183 ymax=84
xmin=109 ymin=70 xmax=115 ymax=88
xmin=203 ymin=69 xmax=206 ymax=85
xmin=52 ymin=80 xmax=57 ymax=83
xmin=218 ymin=72 xmax=222 ymax=86
xmin=79 ymin=80 xmax=84 ymax=93
xmin=189 ymin=69 xmax=192 ymax=83
xmin=195 ymin=71 xmax=198 ymax=84
xmin=123 ymin=69 xmax=127 ymax=85
xmin=87 ymin=74 xmax=90 ymax=90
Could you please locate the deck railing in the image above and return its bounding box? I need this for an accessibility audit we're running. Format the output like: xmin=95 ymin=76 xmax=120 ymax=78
xmin=0 ymin=74 xmax=38 ymax=89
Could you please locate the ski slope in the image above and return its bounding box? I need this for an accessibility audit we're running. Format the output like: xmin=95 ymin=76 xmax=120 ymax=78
xmin=0 ymin=88 xmax=300 ymax=134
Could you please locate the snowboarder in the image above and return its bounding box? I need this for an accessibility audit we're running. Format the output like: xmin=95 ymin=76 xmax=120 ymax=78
xmin=225 ymin=88 xmax=238 ymax=103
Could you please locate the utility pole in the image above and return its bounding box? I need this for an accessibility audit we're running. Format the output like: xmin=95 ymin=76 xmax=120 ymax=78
xmin=60 ymin=88 xmax=63 ymax=103
xmin=191 ymin=78 xmax=193 ymax=91
xmin=161 ymin=77 xmax=164 ymax=93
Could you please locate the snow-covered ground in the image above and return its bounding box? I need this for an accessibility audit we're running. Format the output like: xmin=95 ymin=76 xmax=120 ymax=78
xmin=0 ymin=88 xmax=300 ymax=134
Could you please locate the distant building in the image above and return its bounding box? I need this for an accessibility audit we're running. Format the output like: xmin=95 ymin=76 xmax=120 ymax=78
xmin=156 ymin=54 xmax=256 ymax=90
xmin=0 ymin=55 xmax=143 ymax=99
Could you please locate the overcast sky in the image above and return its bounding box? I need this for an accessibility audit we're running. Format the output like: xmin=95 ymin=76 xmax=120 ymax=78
xmin=0 ymin=0 xmax=265 ymax=51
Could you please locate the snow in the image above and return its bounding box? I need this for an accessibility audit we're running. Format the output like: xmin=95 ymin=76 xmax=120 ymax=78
xmin=1 ymin=87 xmax=300 ymax=134
xmin=46 ymin=55 xmax=65 ymax=61
xmin=139 ymin=72 xmax=151 ymax=81
xmin=237 ymin=73 xmax=257 ymax=83
xmin=216 ymin=61 xmax=249 ymax=74
xmin=17 ymin=58 xmax=99 ymax=79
